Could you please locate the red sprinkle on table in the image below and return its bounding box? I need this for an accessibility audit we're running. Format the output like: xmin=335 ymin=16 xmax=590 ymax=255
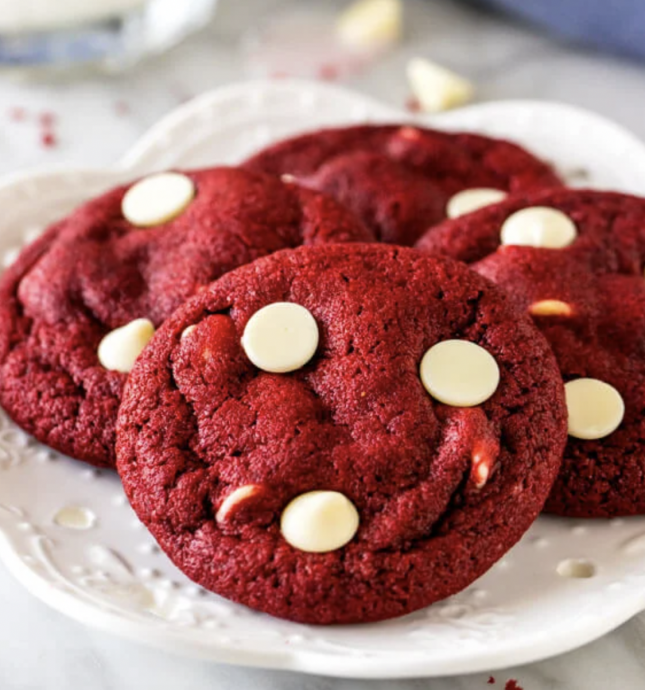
xmin=405 ymin=96 xmax=421 ymax=113
xmin=39 ymin=111 xmax=56 ymax=127
xmin=8 ymin=107 xmax=27 ymax=122
xmin=488 ymin=677 xmax=496 ymax=685
xmin=40 ymin=131 xmax=57 ymax=149
xmin=505 ymin=680 xmax=523 ymax=690
xmin=318 ymin=63 xmax=339 ymax=81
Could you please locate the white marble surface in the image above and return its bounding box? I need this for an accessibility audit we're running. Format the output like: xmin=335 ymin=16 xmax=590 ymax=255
xmin=2 ymin=0 xmax=645 ymax=688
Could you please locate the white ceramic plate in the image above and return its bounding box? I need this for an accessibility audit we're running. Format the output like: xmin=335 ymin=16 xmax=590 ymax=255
xmin=2 ymin=80 xmax=645 ymax=679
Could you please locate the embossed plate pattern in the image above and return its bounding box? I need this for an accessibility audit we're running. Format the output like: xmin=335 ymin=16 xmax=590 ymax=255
xmin=2 ymin=81 xmax=645 ymax=678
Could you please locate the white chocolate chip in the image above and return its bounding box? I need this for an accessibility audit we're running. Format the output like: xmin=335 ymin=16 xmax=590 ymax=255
xmin=280 ymin=491 xmax=359 ymax=553
xmin=565 ymin=378 xmax=625 ymax=440
xmin=420 ymin=340 xmax=500 ymax=407
xmin=474 ymin=464 xmax=489 ymax=490
xmin=529 ymin=300 xmax=573 ymax=317
xmin=122 ymin=172 xmax=195 ymax=227
xmin=406 ymin=57 xmax=474 ymax=113
xmin=471 ymin=451 xmax=492 ymax=490
xmin=241 ymin=302 xmax=319 ymax=374
xmin=447 ymin=188 xmax=508 ymax=219
xmin=336 ymin=0 xmax=403 ymax=50
xmin=97 ymin=318 xmax=155 ymax=373
xmin=501 ymin=207 xmax=577 ymax=249
xmin=216 ymin=485 xmax=262 ymax=524
xmin=181 ymin=325 xmax=197 ymax=339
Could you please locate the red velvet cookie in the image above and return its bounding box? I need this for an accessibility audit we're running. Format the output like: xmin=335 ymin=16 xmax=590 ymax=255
xmin=0 ymin=168 xmax=371 ymax=469
xmin=117 ymin=244 xmax=566 ymax=624
xmin=244 ymin=124 xmax=562 ymax=246
xmin=417 ymin=189 xmax=645 ymax=518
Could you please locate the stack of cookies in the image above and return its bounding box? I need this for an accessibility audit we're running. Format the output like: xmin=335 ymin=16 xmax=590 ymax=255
xmin=0 ymin=122 xmax=637 ymax=625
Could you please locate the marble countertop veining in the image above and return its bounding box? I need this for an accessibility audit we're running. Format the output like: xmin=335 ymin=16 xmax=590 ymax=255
xmin=2 ymin=0 xmax=645 ymax=688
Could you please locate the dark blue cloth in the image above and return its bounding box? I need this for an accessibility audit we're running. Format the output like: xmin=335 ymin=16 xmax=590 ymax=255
xmin=471 ymin=0 xmax=645 ymax=60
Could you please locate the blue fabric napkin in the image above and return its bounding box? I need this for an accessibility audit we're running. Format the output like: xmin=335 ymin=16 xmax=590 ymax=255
xmin=471 ymin=0 xmax=645 ymax=60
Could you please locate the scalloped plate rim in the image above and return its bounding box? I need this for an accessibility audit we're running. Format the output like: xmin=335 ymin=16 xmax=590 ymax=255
xmin=3 ymin=516 xmax=645 ymax=679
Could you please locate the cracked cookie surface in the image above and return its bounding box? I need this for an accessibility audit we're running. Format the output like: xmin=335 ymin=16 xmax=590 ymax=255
xmin=117 ymin=244 xmax=566 ymax=624
xmin=244 ymin=124 xmax=562 ymax=246
xmin=0 ymin=168 xmax=371 ymax=468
